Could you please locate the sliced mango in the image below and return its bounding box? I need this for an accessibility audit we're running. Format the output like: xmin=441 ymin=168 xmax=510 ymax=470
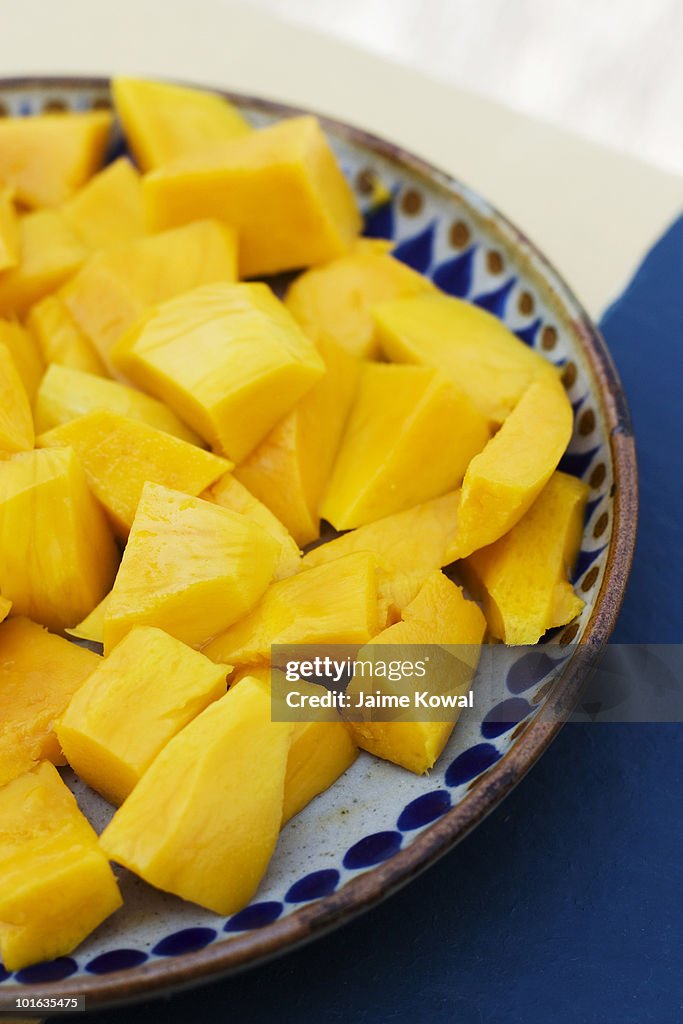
xmin=61 ymin=157 xmax=145 ymax=250
xmin=144 ymin=115 xmax=362 ymax=277
xmin=321 ymin=364 xmax=489 ymax=530
xmin=0 ymin=188 xmax=19 ymax=271
xmin=0 ymin=110 xmax=112 ymax=208
xmin=112 ymin=76 xmax=251 ymax=171
xmin=0 ymin=762 xmax=121 ymax=971
xmin=26 ymin=293 xmax=107 ymax=377
xmin=283 ymin=706 xmax=357 ymax=824
xmin=66 ymin=591 xmax=110 ymax=645
xmin=0 ymin=616 xmax=101 ymax=786
xmin=0 ymin=448 xmax=118 ymax=633
xmin=113 ymin=281 xmax=325 ymax=461
xmin=58 ymin=625 xmax=230 ymax=805
xmin=0 ymin=318 xmax=44 ymax=403
xmin=0 ymin=210 xmax=87 ymax=317
xmin=100 ymin=678 xmax=292 ymax=915
xmin=103 ymin=482 xmax=278 ymax=652
xmin=463 ymin=471 xmax=588 ymax=644
xmin=203 ymin=550 xmax=379 ymax=667
xmin=0 ymin=342 xmax=34 ymax=453
xmin=0 ymin=595 xmax=11 ymax=623
xmin=448 ymin=375 xmax=574 ymax=560
xmin=235 ymin=336 xmax=359 ymax=546
xmin=38 ymin=410 xmax=230 ymax=537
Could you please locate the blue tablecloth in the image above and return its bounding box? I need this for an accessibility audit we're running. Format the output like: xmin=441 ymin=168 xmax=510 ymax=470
xmin=75 ymin=216 xmax=683 ymax=1024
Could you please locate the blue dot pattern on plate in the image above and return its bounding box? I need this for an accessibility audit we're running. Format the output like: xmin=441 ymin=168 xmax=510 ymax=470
xmin=0 ymin=83 xmax=614 ymax=985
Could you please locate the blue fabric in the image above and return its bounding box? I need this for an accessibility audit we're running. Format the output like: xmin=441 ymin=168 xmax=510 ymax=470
xmin=75 ymin=216 xmax=683 ymax=1024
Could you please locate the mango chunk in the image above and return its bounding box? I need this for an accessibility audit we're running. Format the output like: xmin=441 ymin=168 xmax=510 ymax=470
xmin=113 ymin=282 xmax=325 ymax=461
xmin=26 ymin=293 xmax=107 ymax=377
xmin=0 ymin=319 xmax=44 ymax=404
xmin=463 ymin=471 xmax=588 ymax=644
xmin=103 ymin=482 xmax=278 ymax=652
xmin=374 ymin=291 xmax=557 ymax=424
xmin=285 ymin=239 xmax=433 ymax=359
xmin=58 ymin=626 xmax=230 ymax=805
xmin=348 ymin=572 xmax=486 ymax=774
xmin=235 ymin=337 xmax=359 ymax=546
xmin=0 ymin=188 xmax=19 ymax=271
xmin=38 ymin=410 xmax=230 ymax=538
xmin=448 ymin=375 xmax=574 ymax=560
xmin=60 ymin=219 xmax=238 ymax=374
xmin=0 ymin=617 xmax=101 ymax=786
xmin=0 ymin=448 xmax=118 ymax=632
xmin=0 ymin=210 xmax=87 ymax=317
xmin=203 ymin=474 xmax=301 ymax=580
xmin=321 ymin=364 xmax=489 ymax=530
xmin=0 ymin=110 xmax=112 ymax=209
xmin=66 ymin=592 xmax=110 ymax=645
xmin=61 ymin=157 xmax=145 ymax=250
xmin=203 ymin=550 xmax=379 ymax=667
xmin=0 ymin=342 xmax=34 ymax=453
xmin=144 ymin=115 xmax=362 ymax=277
xmin=0 ymin=762 xmax=122 ymax=971
xmin=0 ymin=595 xmax=11 ymax=623
xmin=34 ymin=363 xmax=201 ymax=443
xmin=112 ymin=77 xmax=251 ymax=171
xmin=100 ymin=678 xmax=292 ymax=915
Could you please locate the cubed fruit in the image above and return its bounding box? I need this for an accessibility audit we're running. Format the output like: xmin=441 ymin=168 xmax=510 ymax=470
xmin=34 ymin=364 xmax=201 ymax=443
xmin=0 ymin=110 xmax=112 ymax=208
xmin=374 ymin=291 xmax=558 ymax=424
xmin=144 ymin=115 xmax=362 ymax=277
xmin=447 ymin=375 xmax=574 ymax=560
xmin=0 ymin=595 xmax=11 ymax=623
xmin=0 ymin=762 xmax=121 ymax=971
xmin=103 ymin=482 xmax=278 ymax=652
xmin=463 ymin=471 xmax=588 ymax=644
xmin=60 ymin=219 xmax=238 ymax=374
xmin=235 ymin=337 xmax=359 ymax=546
xmin=321 ymin=364 xmax=489 ymax=530
xmin=58 ymin=626 xmax=230 ymax=805
xmin=66 ymin=592 xmax=110 ymax=645
xmin=0 ymin=616 xmax=101 ymax=786
xmin=113 ymin=282 xmax=325 ymax=461
xmin=348 ymin=572 xmax=486 ymax=774
xmin=285 ymin=238 xmax=433 ymax=358
xmin=61 ymin=157 xmax=145 ymax=250
xmin=0 ymin=342 xmax=34 ymax=453
xmin=0 ymin=448 xmax=118 ymax=632
xmin=0 ymin=210 xmax=87 ymax=317
xmin=281 ymin=697 xmax=357 ymax=824
xmin=203 ymin=474 xmax=301 ymax=580
xmin=0 ymin=319 xmax=44 ymax=404
xmin=112 ymin=77 xmax=251 ymax=171
xmin=100 ymin=678 xmax=292 ymax=915
xmin=38 ymin=410 xmax=230 ymax=537
xmin=203 ymin=551 xmax=379 ymax=667
xmin=0 ymin=188 xmax=19 ymax=271
xmin=26 ymin=293 xmax=106 ymax=377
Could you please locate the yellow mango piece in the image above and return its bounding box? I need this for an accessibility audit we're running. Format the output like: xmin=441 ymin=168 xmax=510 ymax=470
xmin=144 ymin=115 xmax=362 ymax=277
xmin=112 ymin=77 xmax=251 ymax=171
xmin=0 ymin=762 xmax=121 ymax=971
xmin=0 ymin=210 xmax=87 ymax=317
xmin=58 ymin=626 xmax=230 ymax=805
xmin=103 ymin=482 xmax=278 ymax=652
xmin=0 ymin=111 xmax=112 ymax=209
xmin=448 ymin=375 xmax=574 ymax=560
xmin=349 ymin=572 xmax=486 ymax=774
xmin=38 ymin=410 xmax=230 ymax=538
xmin=100 ymin=678 xmax=292 ymax=915
xmin=0 ymin=595 xmax=11 ymax=623
xmin=203 ymin=550 xmax=379 ymax=667
xmin=203 ymin=474 xmax=301 ymax=580
xmin=235 ymin=337 xmax=359 ymax=546
xmin=0 ymin=342 xmax=34 ymax=453
xmin=321 ymin=364 xmax=489 ymax=530
xmin=113 ymin=281 xmax=325 ymax=461
xmin=34 ymin=363 xmax=201 ymax=443
xmin=374 ymin=291 xmax=557 ymax=424
xmin=0 ymin=616 xmax=101 ymax=786
xmin=0 ymin=188 xmax=19 ymax=271
xmin=0 ymin=448 xmax=118 ymax=632
xmin=463 ymin=471 xmax=588 ymax=644
xmin=285 ymin=240 xmax=433 ymax=358
xmin=26 ymin=293 xmax=107 ymax=377
xmin=66 ymin=591 xmax=110 ymax=645
xmin=61 ymin=157 xmax=145 ymax=250
xmin=0 ymin=319 xmax=44 ymax=404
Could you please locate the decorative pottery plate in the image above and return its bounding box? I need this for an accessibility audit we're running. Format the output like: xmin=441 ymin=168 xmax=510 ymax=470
xmin=0 ymin=77 xmax=637 ymax=1009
